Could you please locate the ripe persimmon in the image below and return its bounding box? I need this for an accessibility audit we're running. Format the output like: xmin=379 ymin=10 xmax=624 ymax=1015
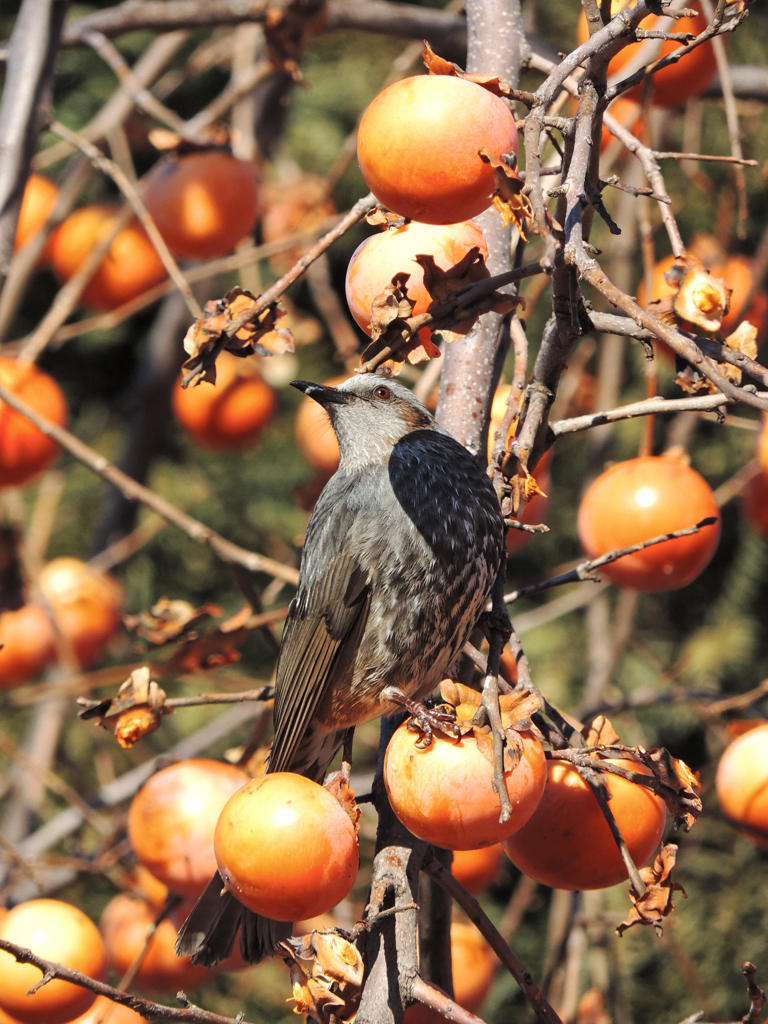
xmin=601 ymin=96 xmax=644 ymax=152
xmin=0 ymin=604 xmax=55 ymax=688
xmin=383 ymin=721 xmax=546 ymax=850
xmin=576 ymin=1 xmax=715 ymax=108
xmin=402 ymin=920 xmax=496 ymax=1022
xmin=577 ymin=454 xmax=720 ymax=591
xmin=294 ymin=374 xmax=344 ymax=476
xmin=128 ymin=758 xmax=250 ymax=897
xmin=503 ymin=756 xmax=667 ymax=889
xmin=0 ymin=358 xmax=67 ymax=488
xmin=172 ymin=352 xmax=276 ymax=450
xmin=357 ymin=75 xmax=517 ymax=224
xmin=38 ymin=557 xmax=123 ymax=668
xmin=261 ymin=173 xmax=336 ymax=274
xmin=715 ymin=722 xmax=768 ymax=848
xmin=214 ymin=772 xmax=359 ymax=921
xmin=14 ymin=173 xmax=58 ymax=256
xmin=451 ymin=844 xmax=503 ymax=893
xmin=143 ymin=151 xmax=261 ymax=260
xmin=345 ymin=220 xmax=488 ymax=341
xmin=70 ymin=996 xmax=146 ymax=1024
xmin=48 ymin=205 xmax=167 ymax=310
xmin=743 ymin=468 xmax=768 ymax=540
xmin=0 ymin=899 xmax=106 ymax=1024
xmin=99 ymin=894 xmax=209 ymax=992
xmin=758 ymin=416 xmax=768 ymax=472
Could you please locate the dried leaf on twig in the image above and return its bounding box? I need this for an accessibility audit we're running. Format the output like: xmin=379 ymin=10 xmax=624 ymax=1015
xmin=181 ymin=287 xmax=293 ymax=387
xmin=77 ymin=666 xmax=170 ymax=748
xmin=478 ymin=149 xmax=532 ymax=238
xmin=642 ymin=746 xmax=702 ymax=830
xmin=422 ymin=42 xmax=513 ymax=96
xmin=163 ymin=603 xmax=253 ymax=672
xmin=616 ymin=844 xmax=686 ymax=936
xmin=282 ymin=929 xmax=363 ymax=1022
xmin=123 ymin=598 xmax=221 ymax=646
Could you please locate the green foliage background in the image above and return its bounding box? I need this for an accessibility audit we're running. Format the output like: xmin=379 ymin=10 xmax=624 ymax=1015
xmin=1 ymin=1 xmax=768 ymax=1022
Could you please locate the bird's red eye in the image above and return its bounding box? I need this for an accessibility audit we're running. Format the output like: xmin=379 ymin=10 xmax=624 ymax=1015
xmin=373 ymin=385 xmax=392 ymax=400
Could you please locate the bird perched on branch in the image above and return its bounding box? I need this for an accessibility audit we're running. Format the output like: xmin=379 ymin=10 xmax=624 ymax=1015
xmin=176 ymin=372 xmax=505 ymax=966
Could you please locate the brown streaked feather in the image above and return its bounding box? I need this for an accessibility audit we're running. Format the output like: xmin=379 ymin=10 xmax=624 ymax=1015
xmin=268 ymin=552 xmax=371 ymax=775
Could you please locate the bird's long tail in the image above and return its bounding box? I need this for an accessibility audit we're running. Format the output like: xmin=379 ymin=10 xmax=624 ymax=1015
xmin=175 ymin=872 xmax=291 ymax=967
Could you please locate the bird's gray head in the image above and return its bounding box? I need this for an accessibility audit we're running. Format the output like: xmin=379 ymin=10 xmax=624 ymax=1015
xmin=291 ymin=374 xmax=435 ymax=470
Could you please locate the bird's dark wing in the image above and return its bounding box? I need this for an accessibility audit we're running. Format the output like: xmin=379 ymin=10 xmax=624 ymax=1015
xmin=175 ymin=872 xmax=242 ymax=964
xmin=268 ymin=551 xmax=370 ymax=775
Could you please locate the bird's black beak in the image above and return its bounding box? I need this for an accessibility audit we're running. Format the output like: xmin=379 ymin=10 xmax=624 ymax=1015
xmin=291 ymin=380 xmax=350 ymax=406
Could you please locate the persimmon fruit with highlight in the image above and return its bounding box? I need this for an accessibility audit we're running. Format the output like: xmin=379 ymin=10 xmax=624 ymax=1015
xmin=577 ymin=454 xmax=720 ymax=591
xmin=451 ymin=844 xmax=503 ymax=893
xmin=70 ymin=996 xmax=147 ymax=1024
xmin=99 ymin=894 xmax=209 ymax=992
xmin=128 ymin=757 xmax=250 ymax=897
xmin=261 ymin=173 xmax=336 ymax=273
xmin=14 ymin=173 xmax=58 ymax=255
xmin=503 ymin=756 xmax=667 ymax=890
xmin=48 ymin=205 xmax=167 ymax=310
xmin=38 ymin=557 xmax=123 ymax=667
xmin=0 ymin=899 xmax=106 ymax=1024
xmin=0 ymin=357 xmax=67 ymax=488
xmin=0 ymin=604 xmax=55 ymax=688
xmin=144 ymin=151 xmax=261 ymax=260
xmin=715 ymin=722 xmax=768 ymax=849
xmin=601 ymin=96 xmax=644 ymax=152
xmin=172 ymin=352 xmax=276 ymax=450
xmin=402 ymin=920 xmax=496 ymax=1022
xmin=214 ymin=772 xmax=359 ymax=921
xmin=357 ymin=74 xmax=517 ymax=224
xmin=383 ymin=721 xmax=546 ymax=849
xmin=576 ymin=1 xmax=716 ymax=108
xmin=345 ymin=220 xmax=488 ymax=341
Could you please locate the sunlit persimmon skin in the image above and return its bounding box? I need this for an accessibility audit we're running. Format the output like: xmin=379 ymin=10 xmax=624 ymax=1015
xmin=576 ymin=2 xmax=715 ymax=108
xmin=451 ymin=844 xmax=503 ymax=893
xmin=758 ymin=417 xmax=768 ymax=473
xmin=601 ymin=96 xmax=644 ymax=151
xmin=100 ymin=894 xmax=209 ymax=992
xmin=70 ymin=995 xmax=147 ymax=1024
xmin=402 ymin=920 xmax=496 ymax=1022
xmin=0 ymin=899 xmax=106 ymax=1024
xmin=715 ymin=723 xmax=768 ymax=849
xmin=503 ymin=758 xmax=667 ymax=890
xmin=38 ymin=557 xmax=123 ymax=668
xmin=577 ymin=455 xmax=720 ymax=591
xmin=383 ymin=724 xmax=546 ymax=850
xmin=172 ymin=352 xmax=276 ymax=450
xmin=0 ymin=605 xmax=55 ymax=688
xmin=144 ymin=151 xmax=261 ymax=260
xmin=0 ymin=358 xmax=67 ymax=488
xmin=48 ymin=205 xmax=167 ymax=310
xmin=743 ymin=468 xmax=768 ymax=539
xmin=357 ymin=75 xmax=517 ymax=225
xmin=128 ymin=758 xmax=250 ymax=898
xmin=14 ymin=173 xmax=58 ymax=255
xmin=344 ymin=220 xmax=488 ymax=337
xmin=214 ymin=773 xmax=359 ymax=921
